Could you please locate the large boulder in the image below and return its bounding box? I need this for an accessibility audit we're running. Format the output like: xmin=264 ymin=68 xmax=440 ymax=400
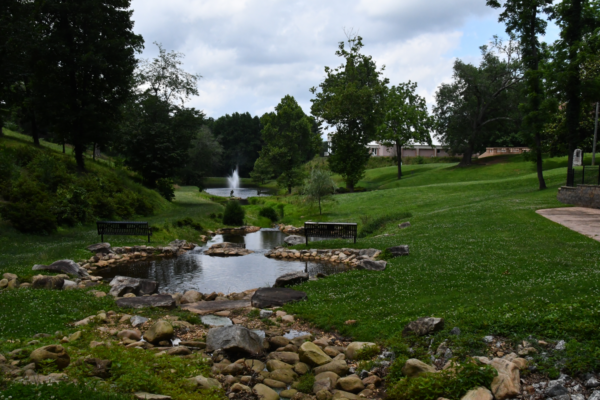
xmin=32 ymin=260 xmax=89 ymax=278
xmin=386 ymin=245 xmax=409 ymax=257
xmin=357 ymin=260 xmax=387 ymax=271
xmin=86 ymin=243 xmax=114 ymax=254
xmin=284 ymin=235 xmax=305 ymax=246
xmin=251 ymin=287 xmax=307 ymax=308
xmin=401 ymin=359 xmax=436 ymax=377
xmin=109 ymin=276 xmax=158 ymax=297
xmin=273 ymin=271 xmax=309 ymax=288
xmin=299 ymin=342 xmax=332 ymax=367
xmin=402 ymin=317 xmax=445 ymax=337
xmin=144 ymin=321 xmax=174 ymax=344
xmin=461 ymin=387 xmax=493 ymax=400
xmin=206 ymin=325 xmax=263 ymax=356
xmin=31 ymin=275 xmax=65 ymax=290
xmin=180 ymin=290 xmax=203 ymax=304
xmin=488 ymin=358 xmax=521 ymax=400
xmin=30 ymin=345 xmax=70 ymax=370
xmin=116 ymin=295 xmax=176 ymax=310
xmin=345 ymin=342 xmax=378 ymax=360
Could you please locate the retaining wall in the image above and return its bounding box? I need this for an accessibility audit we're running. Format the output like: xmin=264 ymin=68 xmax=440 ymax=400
xmin=557 ymin=185 xmax=600 ymax=209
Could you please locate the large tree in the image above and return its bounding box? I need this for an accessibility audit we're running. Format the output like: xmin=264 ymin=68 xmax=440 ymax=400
xmin=434 ymin=43 xmax=523 ymax=166
xmin=32 ymin=0 xmax=143 ymax=171
xmin=212 ymin=112 xmax=263 ymax=177
xmin=310 ymin=35 xmax=389 ymax=191
xmin=375 ymin=82 xmax=433 ymax=179
xmin=487 ymin=0 xmax=553 ymax=190
xmin=257 ymin=95 xmax=321 ymax=194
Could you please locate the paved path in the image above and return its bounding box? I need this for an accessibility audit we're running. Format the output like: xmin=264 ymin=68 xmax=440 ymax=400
xmin=537 ymin=207 xmax=600 ymax=242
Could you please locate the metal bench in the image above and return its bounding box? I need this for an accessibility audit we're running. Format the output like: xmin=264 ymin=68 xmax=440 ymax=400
xmin=96 ymin=221 xmax=152 ymax=243
xmin=304 ymin=222 xmax=357 ymax=245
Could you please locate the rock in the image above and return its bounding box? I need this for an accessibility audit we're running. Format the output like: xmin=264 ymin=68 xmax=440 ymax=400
xmin=545 ymin=384 xmax=569 ymax=398
xmin=109 ymin=276 xmax=158 ymax=297
xmin=244 ymin=359 xmax=266 ymax=373
xmin=316 ymin=390 xmax=333 ymax=400
xmin=362 ymin=375 xmax=381 ymax=387
xmin=187 ymin=375 xmax=222 ymax=390
xmin=253 ymin=383 xmax=280 ymax=400
xmin=387 ymin=245 xmax=409 ymax=257
xmin=90 ymin=341 xmax=106 ymax=349
xmin=345 ymin=342 xmax=378 ymax=360
xmin=489 ymin=358 xmax=520 ymax=400
xmin=555 ymin=340 xmax=566 ymax=350
xmin=299 ymin=342 xmax=332 ymax=367
xmin=401 ymin=359 xmax=436 ymax=377
xmin=398 ymin=222 xmax=411 ymax=229
xmin=270 ymin=368 xmax=298 ymax=383
xmin=314 ymin=377 xmax=334 ymax=393
xmin=0 ymin=279 xmax=7 ymax=289
xmin=314 ymin=360 xmax=349 ymax=376
xmin=267 ymin=352 xmax=300 ymax=365
xmin=68 ymin=331 xmax=82 ymax=342
xmin=589 ymin=392 xmax=600 ymax=400
xmin=450 ymin=327 xmax=461 ymax=336
xmin=31 ymin=275 xmax=65 ymax=290
xmin=294 ymin=362 xmax=310 ymax=375
xmin=281 ymin=389 xmax=299 ymax=398
xmin=332 ymin=390 xmax=359 ymax=399
xmin=274 ymin=271 xmax=309 ymax=288
xmin=62 ymin=280 xmax=77 ymax=290
xmin=180 ymin=290 xmax=203 ymax=304
xmin=586 ymin=377 xmax=600 ymax=388
xmin=32 ymin=260 xmax=89 ymax=278
xmin=267 ymin=359 xmax=294 ymax=371
xmin=269 ymin=336 xmax=290 ymax=349
xmin=402 ymin=317 xmax=445 ymax=336
xmin=264 ymin=378 xmax=287 ymax=388
xmin=357 ymin=260 xmax=387 ymax=271
xmin=260 ymin=310 xmax=274 ymax=318
xmin=206 ymin=325 xmax=263 ymax=356
xmin=116 ymin=295 xmax=176 ymax=309
xmin=461 ymin=387 xmax=493 ymax=400
xmin=87 ymin=243 xmax=114 ymax=254
xmin=316 ymin=371 xmax=340 ymax=386
xmin=251 ymin=287 xmax=307 ymax=308
xmin=231 ymin=383 xmax=252 ymax=393
xmin=282 ymin=315 xmax=295 ymax=324
xmin=130 ymin=316 xmax=149 ymax=327
xmin=30 ymin=345 xmax=70 ymax=370
xmin=134 ymin=393 xmax=171 ymax=400
xmin=336 ymin=376 xmax=365 ymax=393
xmin=144 ymin=321 xmax=174 ymax=344
xmin=222 ymin=362 xmax=245 ymax=375
xmin=284 ymin=235 xmax=305 ymax=246
xmin=84 ymin=358 xmax=112 ymax=379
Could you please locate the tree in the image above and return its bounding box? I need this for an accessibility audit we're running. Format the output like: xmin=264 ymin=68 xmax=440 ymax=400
xmin=487 ymin=0 xmax=554 ymax=190
xmin=179 ymin=125 xmax=223 ymax=186
xmin=375 ymin=82 xmax=433 ymax=179
xmin=434 ymin=43 xmax=523 ymax=166
xmin=249 ymin=156 xmax=273 ymax=185
xmin=311 ymin=35 xmax=389 ymax=191
xmin=303 ymin=168 xmax=336 ymax=215
xmin=212 ymin=112 xmax=263 ymax=177
xmin=33 ymin=0 xmax=143 ymax=171
xmin=258 ymin=95 xmax=321 ymax=194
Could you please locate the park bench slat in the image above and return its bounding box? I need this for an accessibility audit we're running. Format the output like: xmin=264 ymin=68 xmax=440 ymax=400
xmin=304 ymin=222 xmax=357 ymax=245
xmin=96 ymin=221 xmax=152 ymax=243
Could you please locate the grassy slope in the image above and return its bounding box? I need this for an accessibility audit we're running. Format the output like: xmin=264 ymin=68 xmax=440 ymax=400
xmin=284 ymin=156 xmax=600 ymax=354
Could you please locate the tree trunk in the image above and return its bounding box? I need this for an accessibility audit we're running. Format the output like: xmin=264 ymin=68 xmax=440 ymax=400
xmin=346 ymin=179 xmax=354 ymax=193
xmin=567 ymin=143 xmax=574 ymax=183
xmin=318 ymin=196 xmax=322 ymax=215
xmin=288 ymin=186 xmax=292 ymax=195
xmin=396 ymin=142 xmax=402 ymax=179
xmin=459 ymin=147 xmax=473 ymax=167
xmin=62 ymin=140 xmax=66 ymax=154
xmin=535 ymin=133 xmax=546 ymax=190
xmin=31 ymin=113 xmax=40 ymax=147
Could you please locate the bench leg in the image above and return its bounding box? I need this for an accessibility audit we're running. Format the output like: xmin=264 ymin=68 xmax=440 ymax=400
xmin=101 ymin=234 xmax=104 ymax=242
xmin=148 ymin=234 xmax=151 ymax=243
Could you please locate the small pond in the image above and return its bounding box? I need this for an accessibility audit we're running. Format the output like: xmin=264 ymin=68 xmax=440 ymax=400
xmin=204 ymin=187 xmax=275 ymax=199
xmin=96 ymin=229 xmax=347 ymax=294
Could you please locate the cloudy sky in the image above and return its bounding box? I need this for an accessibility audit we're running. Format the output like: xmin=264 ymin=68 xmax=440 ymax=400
xmin=129 ymin=0 xmax=559 ymax=120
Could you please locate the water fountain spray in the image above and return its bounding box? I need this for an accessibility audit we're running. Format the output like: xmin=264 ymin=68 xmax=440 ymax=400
xmin=227 ymin=166 xmax=240 ymax=196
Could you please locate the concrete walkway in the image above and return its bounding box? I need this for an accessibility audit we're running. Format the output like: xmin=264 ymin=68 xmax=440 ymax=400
xmin=537 ymin=207 xmax=600 ymax=242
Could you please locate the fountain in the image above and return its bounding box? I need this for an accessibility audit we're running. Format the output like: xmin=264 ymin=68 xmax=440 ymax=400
xmin=227 ymin=167 xmax=240 ymax=197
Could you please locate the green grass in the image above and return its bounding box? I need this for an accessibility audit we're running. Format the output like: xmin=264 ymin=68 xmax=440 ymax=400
xmin=278 ymin=155 xmax=600 ymax=377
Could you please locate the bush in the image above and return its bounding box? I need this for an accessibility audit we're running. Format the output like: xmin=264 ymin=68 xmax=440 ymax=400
xmin=0 ymin=178 xmax=57 ymax=234
xmin=259 ymin=206 xmax=279 ymax=222
xmin=359 ymin=211 xmax=412 ymax=238
xmin=156 ymin=178 xmax=175 ymax=201
xmin=175 ymin=217 xmax=203 ymax=231
xmin=53 ymin=186 xmax=93 ymax=226
xmin=387 ymin=361 xmax=497 ymax=400
xmin=223 ymin=200 xmax=245 ymax=226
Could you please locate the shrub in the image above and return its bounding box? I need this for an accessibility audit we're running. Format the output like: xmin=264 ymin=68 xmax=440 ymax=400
xmin=359 ymin=211 xmax=412 ymax=238
xmin=355 ymin=344 xmax=380 ymax=361
xmin=156 ymin=178 xmax=175 ymax=201
xmin=175 ymin=217 xmax=203 ymax=231
xmin=223 ymin=200 xmax=245 ymax=226
xmin=259 ymin=206 xmax=279 ymax=222
xmin=0 ymin=178 xmax=57 ymax=234
xmin=387 ymin=361 xmax=497 ymax=400
xmin=53 ymin=186 xmax=93 ymax=226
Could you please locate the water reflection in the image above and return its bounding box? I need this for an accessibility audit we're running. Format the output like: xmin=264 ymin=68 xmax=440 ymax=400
xmin=204 ymin=187 xmax=275 ymax=199
xmin=96 ymin=230 xmax=347 ymax=294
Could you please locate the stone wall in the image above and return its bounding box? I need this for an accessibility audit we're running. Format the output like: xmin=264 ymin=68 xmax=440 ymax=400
xmin=557 ymin=185 xmax=600 ymax=209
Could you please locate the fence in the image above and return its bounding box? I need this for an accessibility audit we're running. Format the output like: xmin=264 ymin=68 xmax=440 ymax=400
xmin=567 ymin=166 xmax=600 ymax=187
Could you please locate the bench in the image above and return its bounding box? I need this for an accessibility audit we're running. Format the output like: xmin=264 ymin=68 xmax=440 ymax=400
xmin=97 ymin=221 xmax=152 ymax=243
xmin=304 ymin=222 xmax=357 ymax=245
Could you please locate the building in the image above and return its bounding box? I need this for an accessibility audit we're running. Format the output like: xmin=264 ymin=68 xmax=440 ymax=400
xmin=367 ymin=143 xmax=453 ymax=158
xmin=478 ymin=147 xmax=530 ymax=158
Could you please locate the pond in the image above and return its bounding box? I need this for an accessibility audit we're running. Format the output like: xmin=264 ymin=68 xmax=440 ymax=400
xmin=204 ymin=187 xmax=275 ymax=199
xmin=95 ymin=229 xmax=347 ymax=294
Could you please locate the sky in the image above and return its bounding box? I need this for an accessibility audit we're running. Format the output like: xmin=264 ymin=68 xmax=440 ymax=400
xmin=129 ymin=0 xmax=559 ymax=121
